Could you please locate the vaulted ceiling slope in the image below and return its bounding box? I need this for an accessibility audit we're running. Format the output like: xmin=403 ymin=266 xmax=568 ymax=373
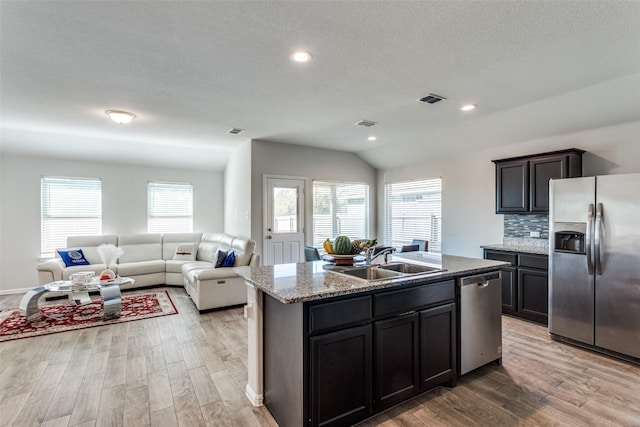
xmin=1 ymin=1 xmax=639 ymax=170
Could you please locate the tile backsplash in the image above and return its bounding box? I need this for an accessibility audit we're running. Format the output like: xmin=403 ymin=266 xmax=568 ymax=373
xmin=504 ymin=214 xmax=549 ymax=239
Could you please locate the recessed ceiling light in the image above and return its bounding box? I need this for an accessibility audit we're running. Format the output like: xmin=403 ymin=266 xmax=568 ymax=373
xmin=290 ymin=50 xmax=312 ymax=63
xmin=105 ymin=110 xmax=136 ymax=124
xmin=460 ymin=104 xmax=477 ymax=112
xmin=368 ymin=136 xmax=377 ymax=141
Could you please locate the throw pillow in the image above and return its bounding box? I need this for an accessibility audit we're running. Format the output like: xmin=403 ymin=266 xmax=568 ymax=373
xmin=58 ymin=249 xmax=91 ymax=267
xmin=213 ymin=249 xmax=228 ymax=268
xmin=173 ymin=243 xmax=197 ymax=261
xmin=222 ymin=251 xmax=236 ymax=267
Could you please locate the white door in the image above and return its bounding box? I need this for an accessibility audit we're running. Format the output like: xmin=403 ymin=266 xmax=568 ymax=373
xmin=264 ymin=176 xmax=305 ymax=265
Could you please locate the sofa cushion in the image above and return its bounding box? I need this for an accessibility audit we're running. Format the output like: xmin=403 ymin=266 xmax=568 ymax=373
xmin=118 ymin=234 xmax=162 ymax=263
xmin=166 ymin=259 xmax=198 ymax=274
xmin=117 ymin=260 xmax=165 ymax=276
xmin=173 ymin=243 xmax=197 ymax=261
xmin=63 ymin=235 xmax=118 ymax=265
xmin=58 ymin=249 xmax=90 ymax=267
xmin=162 ymin=232 xmax=203 ymax=260
xmin=196 ymin=233 xmax=235 ymax=261
xmin=182 ymin=261 xmax=213 ymax=276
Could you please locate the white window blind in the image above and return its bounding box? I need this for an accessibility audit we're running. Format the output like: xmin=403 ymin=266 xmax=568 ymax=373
xmin=312 ymin=181 xmax=369 ymax=247
xmin=147 ymin=182 xmax=193 ymax=233
xmin=384 ymin=178 xmax=442 ymax=253
xmin=41 ymin=176 xmax=102 ymax=257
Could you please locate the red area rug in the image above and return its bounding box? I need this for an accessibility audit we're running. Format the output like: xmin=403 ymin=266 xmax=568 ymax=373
xmin=0 ymin=291 xmax=178 ymax=342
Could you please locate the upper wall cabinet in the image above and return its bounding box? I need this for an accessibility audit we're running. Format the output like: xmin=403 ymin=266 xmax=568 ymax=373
xmin=493 ymin=149 xmax=584 ymax=214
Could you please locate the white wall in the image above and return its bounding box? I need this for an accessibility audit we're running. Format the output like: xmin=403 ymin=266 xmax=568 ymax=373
xmin=377 ymin=120 xmax=640 ymax=258
xmin=250 ymin=140 xmax=377 ymax=260
xmin=0 ymin=153 xmax=223 ymax=293
xmin=224 ymin=140 xmax=252 ymax=238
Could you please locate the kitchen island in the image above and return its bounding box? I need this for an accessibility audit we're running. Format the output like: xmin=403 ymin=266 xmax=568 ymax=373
xmin=233 ymin=253 xmax=507 ymax=427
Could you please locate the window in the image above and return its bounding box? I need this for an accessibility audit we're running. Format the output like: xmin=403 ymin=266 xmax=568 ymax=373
xmin=312 ymin=181 xmax=369 ymax=247
xmin=147 ymin=182 xmax=193 ymax=233
xmin=41 ymin=176 xmax=102 ymax=257
xmin=384 ymin=178 xmax=442 ymax=253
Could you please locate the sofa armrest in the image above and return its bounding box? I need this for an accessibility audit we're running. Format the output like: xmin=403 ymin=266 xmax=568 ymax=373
xmin=37 ymin=258 xmax=65 ymax=284
xmin=249 ymin=253 xmax=261 ymax=267
xmin=192 ymin=267 xmax=237 ymax=281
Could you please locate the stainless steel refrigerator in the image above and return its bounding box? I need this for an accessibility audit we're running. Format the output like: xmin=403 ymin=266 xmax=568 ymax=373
xmin=549 ymin=173 xmax=640 ymax=361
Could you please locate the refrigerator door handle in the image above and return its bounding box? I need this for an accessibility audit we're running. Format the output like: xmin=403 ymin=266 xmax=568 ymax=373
xmin=586 ymin=203 xmax=594 ymax=275
xmin=595 ymin=202 xmax=604 ymax=275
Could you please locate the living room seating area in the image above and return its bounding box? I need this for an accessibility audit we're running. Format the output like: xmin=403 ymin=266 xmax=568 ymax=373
xmin=36 ymin=232 xmax=259 ymax=311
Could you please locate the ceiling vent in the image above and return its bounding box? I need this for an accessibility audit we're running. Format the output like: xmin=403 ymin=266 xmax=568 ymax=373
xmin=228 ymin=128 xmax=245 ymax=135
xmin=355 ymin=119 xmax=378 ymax=128
xmin=418 ymin=94 xmax=446 ymax=104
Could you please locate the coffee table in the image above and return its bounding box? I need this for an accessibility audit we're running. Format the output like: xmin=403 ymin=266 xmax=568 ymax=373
xmin=19 ymin=277 xmax=134 ymax=322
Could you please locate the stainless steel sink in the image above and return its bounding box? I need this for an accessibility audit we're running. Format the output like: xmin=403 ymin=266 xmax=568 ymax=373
xmin=325 ymin=262 xmax=445 ymax=282
xmin=378 ymin=262 xmax=444 ymax=275
xmin=337 ymin=266 xmax=405 ymax=281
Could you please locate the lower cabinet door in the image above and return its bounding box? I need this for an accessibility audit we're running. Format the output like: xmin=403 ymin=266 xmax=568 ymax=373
xmin=501 ymin=266 xmax=518 ymax=314
xmin=420 ymin=303 xmax=456 ymax=391
xmin=518 ymin=267 xmax=549 ymax=324
xmin=310 ymin=324 xmax=372 ymax=427
xmin=374 ymin=313 xmax=419 ymax=410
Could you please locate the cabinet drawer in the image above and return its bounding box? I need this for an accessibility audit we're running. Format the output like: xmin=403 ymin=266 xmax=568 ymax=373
xmin=308 ymin=295 xmax=371 ymax=334
xmin=484 ymin=250 xmax=517 ymax=266
xmin=373 ymin=280 xmax=454 ymax=318
xmin=519 ymin=254 xmax=548 ymax=270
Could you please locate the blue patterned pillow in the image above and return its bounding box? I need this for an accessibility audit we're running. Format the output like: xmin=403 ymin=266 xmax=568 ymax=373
xmin=58 ymin=249 xmax=90 ymax=267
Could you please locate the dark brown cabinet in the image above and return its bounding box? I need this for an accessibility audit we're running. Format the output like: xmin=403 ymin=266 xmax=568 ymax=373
xmin=493 ymin=149 xmax=584 ymax=214
xmin=310 ymin=325 xmax=372 ymax=427
xmin=484 ymin=250 xmax=548 ymax=324
xmin=374 ymin=313 xmax=419 ymax=409
xmin=419 ymin=302 xmax=456 ymax=391
xmin=263 ymin=278 xmax=458 ymax=427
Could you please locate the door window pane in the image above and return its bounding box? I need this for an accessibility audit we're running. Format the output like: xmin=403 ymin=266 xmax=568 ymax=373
xmin=273 ymin=186 xmax=298 ymax=233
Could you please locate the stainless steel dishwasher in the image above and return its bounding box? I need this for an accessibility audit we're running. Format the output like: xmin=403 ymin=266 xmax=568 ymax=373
xmin=459 ymin=271 xmax=502 ymax=375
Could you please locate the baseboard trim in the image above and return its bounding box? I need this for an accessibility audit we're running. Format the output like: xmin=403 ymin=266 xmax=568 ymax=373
xmin=246 ymin=384 xmax=264 ymax=407
xmin=0 ymin=287 xmax=32 ymax=296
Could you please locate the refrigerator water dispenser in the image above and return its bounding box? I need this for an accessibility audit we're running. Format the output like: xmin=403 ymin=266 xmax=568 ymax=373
xmin=553 ymin=222 xmax=586 ymax=254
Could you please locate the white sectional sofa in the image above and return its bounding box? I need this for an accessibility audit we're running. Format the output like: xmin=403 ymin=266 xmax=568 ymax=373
xmin=36 ymin=232 xmax=260 ymax=311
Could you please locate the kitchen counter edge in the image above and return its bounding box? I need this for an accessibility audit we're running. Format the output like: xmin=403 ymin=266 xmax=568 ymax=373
xmin=232 ymin=255 xmax=509 ymax=304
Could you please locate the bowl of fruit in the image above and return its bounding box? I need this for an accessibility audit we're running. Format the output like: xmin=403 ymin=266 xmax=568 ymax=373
xmin=323 ymin=236 xmax=377 ymax=265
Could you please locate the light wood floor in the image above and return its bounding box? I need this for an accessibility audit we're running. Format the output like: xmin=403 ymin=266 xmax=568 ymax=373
xmin=1 ymin=287 xmax=639 ymax=427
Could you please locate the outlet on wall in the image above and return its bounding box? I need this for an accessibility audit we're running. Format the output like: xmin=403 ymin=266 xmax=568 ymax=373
xmin=530 ymin=231 xmax=541 ymax=238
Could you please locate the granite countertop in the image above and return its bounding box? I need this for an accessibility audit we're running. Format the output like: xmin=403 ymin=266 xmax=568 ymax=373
xmin=481 ymin=243 xmax=549 ymax=255
xmin=232 ymin=253 xmax=508 ymax=304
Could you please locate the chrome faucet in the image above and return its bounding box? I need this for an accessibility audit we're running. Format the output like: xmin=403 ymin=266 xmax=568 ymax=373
xmin=364 ymin=246 xmax=396 ymax=265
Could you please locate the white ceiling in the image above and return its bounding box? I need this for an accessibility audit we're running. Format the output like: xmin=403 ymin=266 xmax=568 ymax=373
xmin=2 ymin=1 xmax=639 ymax=171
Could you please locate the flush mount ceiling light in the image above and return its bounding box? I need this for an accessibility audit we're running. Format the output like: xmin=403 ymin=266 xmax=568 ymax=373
xmin=355 ymin=119 xmax=378 ymax=127
xmin=290 ymin=50 xmax=312 ymax=63
xmin=460 ymin=104 xmax=477 ymax=111
xmin=368 ymin=136 xmax=377 ymax=141
xmin=105 ymin=110 xmax=136 ymax=124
